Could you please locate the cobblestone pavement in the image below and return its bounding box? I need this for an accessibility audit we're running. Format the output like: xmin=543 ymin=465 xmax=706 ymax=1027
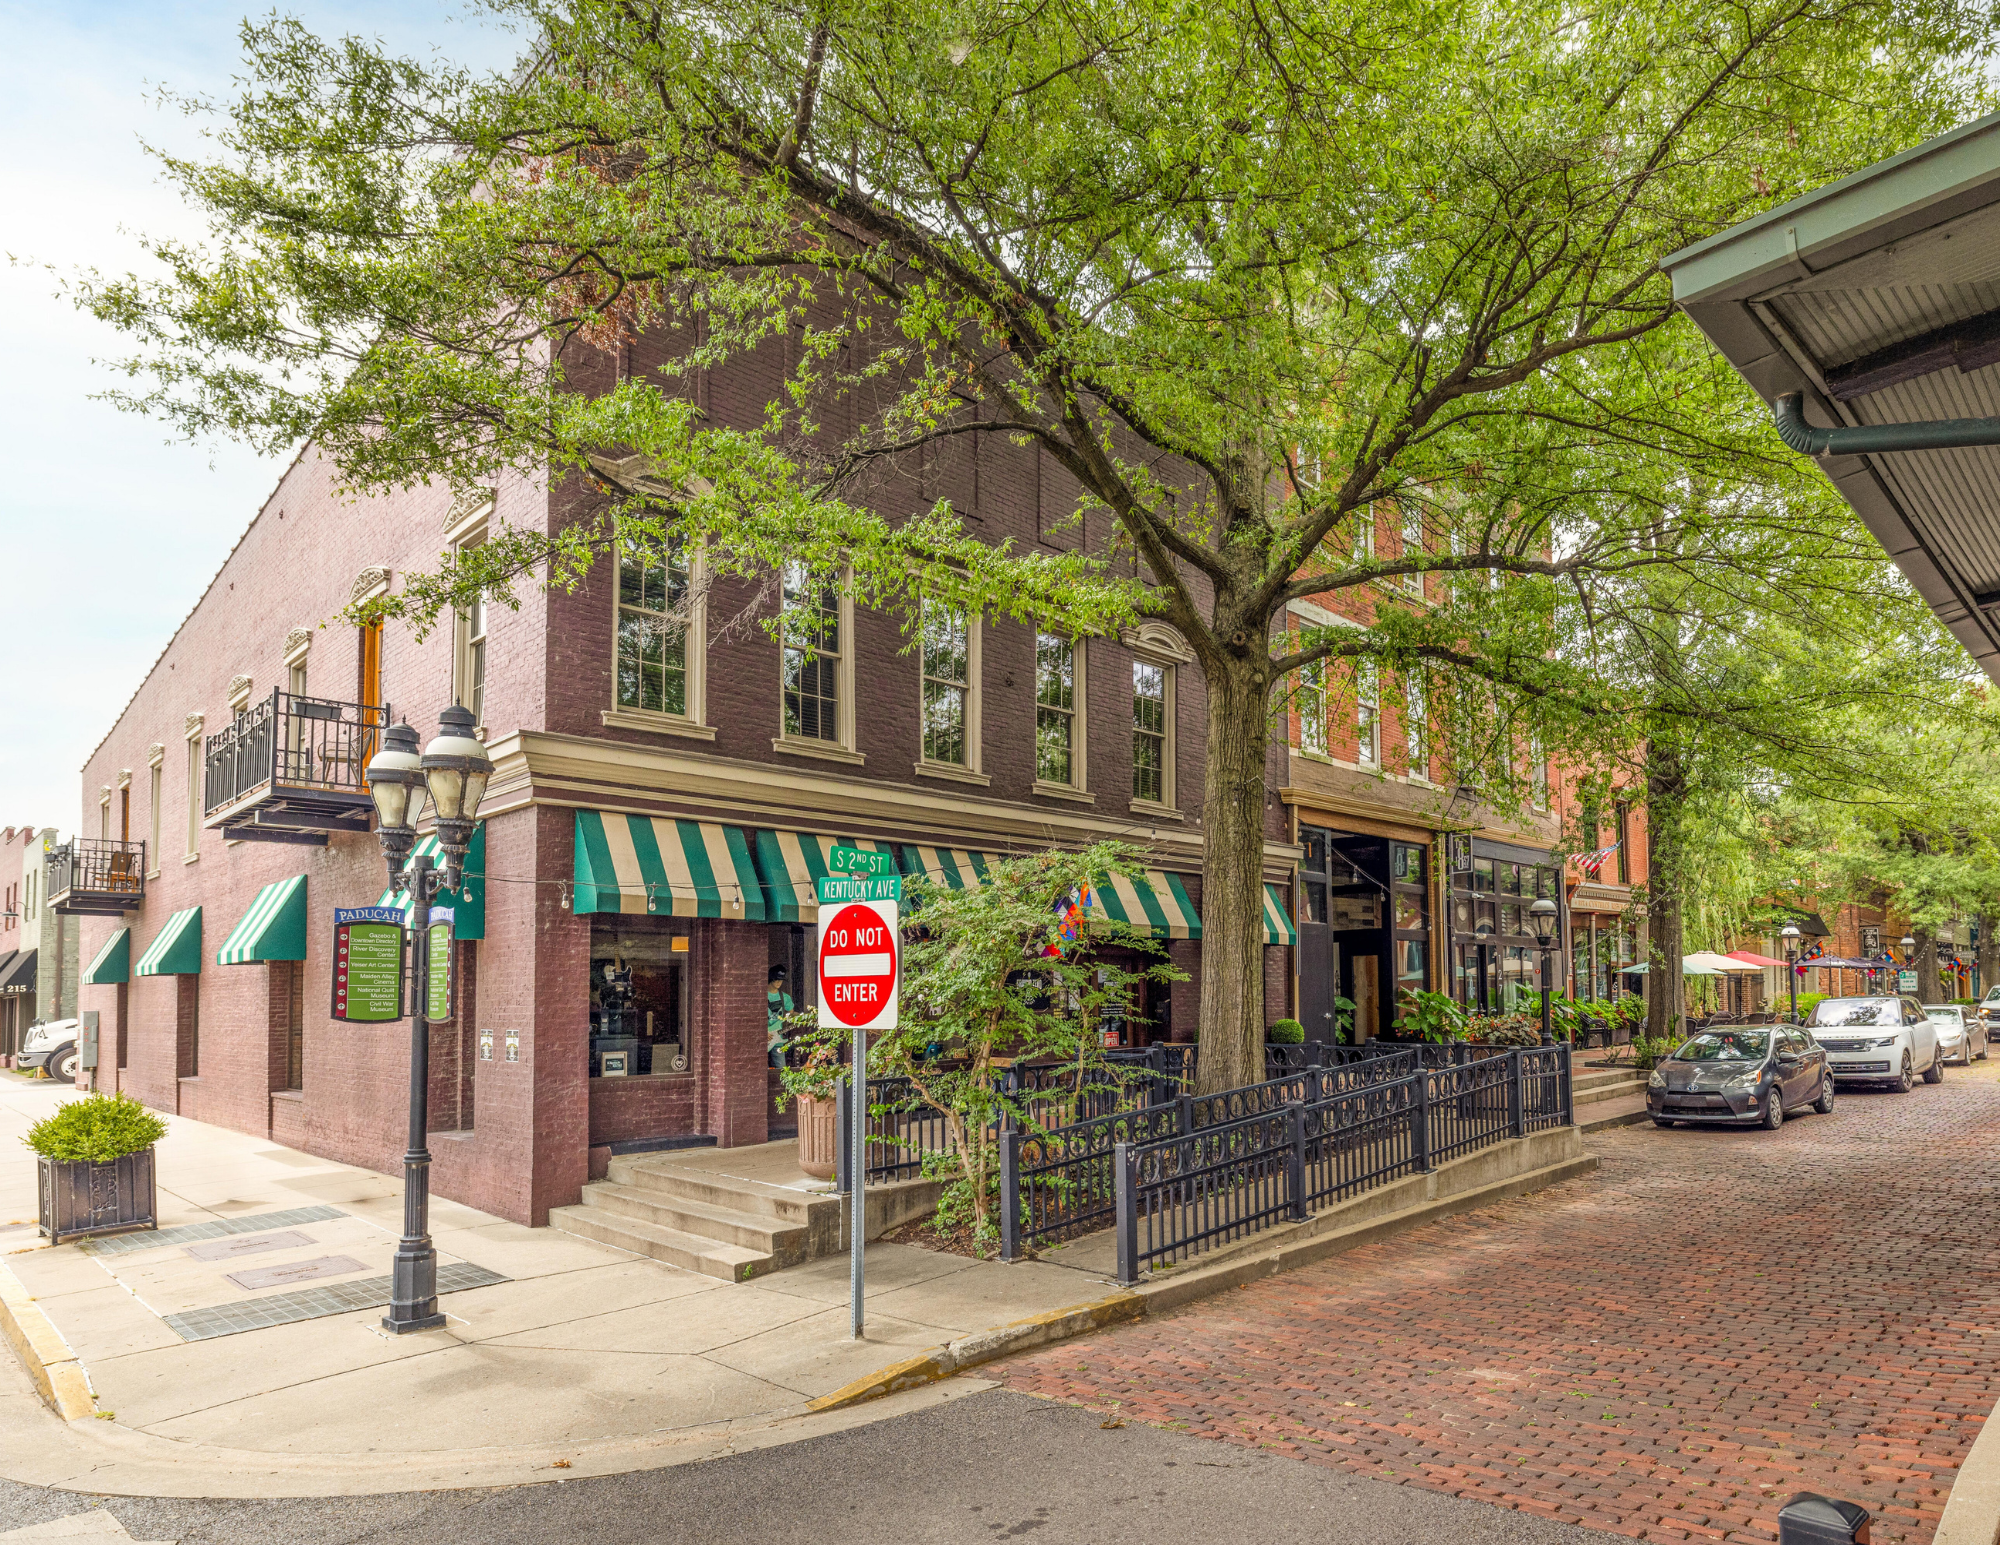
xmin=993 ymin=1077 xmax=2000 ymax=1544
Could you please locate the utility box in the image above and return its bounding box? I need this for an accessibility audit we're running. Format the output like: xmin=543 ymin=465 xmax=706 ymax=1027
xmin=1779 ymin=1494 xmax=1870 ymax=1545
xmin=78 ymin=1011 xmax=99 ymax=1071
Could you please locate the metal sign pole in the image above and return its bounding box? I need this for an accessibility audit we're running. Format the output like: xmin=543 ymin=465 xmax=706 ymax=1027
xmin=851 ymin=1023 xmax=865 ymax=1340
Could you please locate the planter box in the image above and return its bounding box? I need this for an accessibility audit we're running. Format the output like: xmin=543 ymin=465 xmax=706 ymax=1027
xmin=37 ymin=1149 xmax=157 ymax=1246
xmin=796 ymin=1094 xmax=838 ymax=1181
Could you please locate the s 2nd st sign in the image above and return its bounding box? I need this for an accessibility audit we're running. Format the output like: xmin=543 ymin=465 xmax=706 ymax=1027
xmin=816 ymin=874 xmax=900 ymax=1031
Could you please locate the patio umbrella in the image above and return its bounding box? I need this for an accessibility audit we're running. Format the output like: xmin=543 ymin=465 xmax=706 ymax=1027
xmin=1683 ymin=950 xmax=1764 ymax=974
xmin=1725 ymin=949 xmax=1788 ymax=969
xmin=1626 ymin=960 xmax=1729 ymax=976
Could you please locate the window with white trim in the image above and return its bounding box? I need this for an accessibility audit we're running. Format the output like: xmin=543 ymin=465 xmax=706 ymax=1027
xmin=1297 ymin=657 xmax=1328 ymax=756
xmin=1356 ymin=662 xmax=1380 ymax=769
xmin=147 ymin=758 xmax=162 ymax=874
xmin=921 ymin=601 xmax=973 ymax=767
xmin=781 ymin=562 xmax=843 ymax=743
xmin=453 ymin=534 xmax=487 ymax=725
xmin=1132 ymin=658 xmax=1170 ymax=804
xmin=618 ymin=537 xmax=692 ymax=718
xmin=1400 ymin=507 xmax=1425 ymax=596
xmin=1354 ymin=506 xmax=1376 ymax=563
xmin=1531 ymin=735 xmax=1550 ymax=810
xmin=1035 ymin=632 xmax=1081 ymax=787
xmin=184 ymin=736 xmax=202 ymax=859
xmin=1404 ymin=672 xmax=1427 ymax=777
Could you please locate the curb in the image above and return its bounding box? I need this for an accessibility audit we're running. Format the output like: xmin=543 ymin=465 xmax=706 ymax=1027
xmin=0 ymin=1261 xmax=95 ymax=1421
xmin=806 ymin=1148 xmax=1599 ymax=1413
xmin=1937 ymin=1388 xmax=2000 ymax=1545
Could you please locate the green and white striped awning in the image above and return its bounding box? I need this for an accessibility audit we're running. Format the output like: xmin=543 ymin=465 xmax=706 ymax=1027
xmin=900 ymin=845 xmax=1007 ymax=889
xmin=84 ymin=928 xmax=131 ymax=986
xmin=1087 ymin=870 xmax=1202 ymax=940
xmin=136 ymin=907 xmax=203 ymax=977
xmin=575 ymin=810 xmax=766 ymax=919
xmin=376 ymin=826 xmax=486 ymax=938
xmin=216 ymin=874 xmax=308 ymax=966
xmin=752 ymin=831 xmax=899 ymax=923
xmin=1263 ymin=883 xmax=1297 ymax=948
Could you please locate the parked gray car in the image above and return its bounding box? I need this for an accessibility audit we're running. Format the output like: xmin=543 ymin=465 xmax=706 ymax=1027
xmin=1648 ymin=1026 xmax=1833 ymax=1130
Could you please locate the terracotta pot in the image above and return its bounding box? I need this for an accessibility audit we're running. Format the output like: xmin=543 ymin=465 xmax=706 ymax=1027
xmin=796 ymin=1093 xmax=838 ymax=1181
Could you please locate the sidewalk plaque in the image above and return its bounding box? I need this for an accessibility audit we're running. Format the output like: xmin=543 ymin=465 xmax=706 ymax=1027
xmin=816 ymin=875 xmax=900 ymax=1030
xmin=425 ymin=906 xmax=454 ymax=1024
xmin=332 ymin=906 xmax=405 ymax=1023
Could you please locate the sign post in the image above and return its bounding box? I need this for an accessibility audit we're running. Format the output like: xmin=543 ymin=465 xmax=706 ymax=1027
xmin=817 ymin=870 xmax=901 ymax=1340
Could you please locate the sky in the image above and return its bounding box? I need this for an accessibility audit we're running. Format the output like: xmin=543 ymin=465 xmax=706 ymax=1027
xmin=0 ymin=1 xmax=521 ymax=836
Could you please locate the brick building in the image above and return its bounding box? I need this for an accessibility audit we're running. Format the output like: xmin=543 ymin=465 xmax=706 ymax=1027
xmin=0 ymin=826 xmax=47 ymax=1056
xmin=1281 ymin=508 xmax=1649 ymax=1037
xmin=61 ymin=360 xmax=1295 ymax=1226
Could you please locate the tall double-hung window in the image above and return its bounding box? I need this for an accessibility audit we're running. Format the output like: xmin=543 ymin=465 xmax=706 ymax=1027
xmin=1356 ymin=662 xmax=1381 ymax=769
xmin=617 ymin=538 xmax=691 ymax=718
xmin=782 ymin=562 xmax=844 ymax=743
xmin=1132 ymin=659 xmax=1169 ymax=804
xmin=921 ymin=602 xmax=972 ymax=768
xmin=1035 ymin=632 xmax=1081 ymax=788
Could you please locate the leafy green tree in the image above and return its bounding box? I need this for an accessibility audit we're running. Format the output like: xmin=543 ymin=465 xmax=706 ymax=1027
xmin=75 ymin=0 xmax=1998 ymax=1089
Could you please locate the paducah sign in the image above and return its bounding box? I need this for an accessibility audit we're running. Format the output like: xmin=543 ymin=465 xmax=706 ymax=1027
xmin=332 ymin=906 xmax=406 ymax=1023
xmin=816 ymin=874 xmax=900 ymax=1030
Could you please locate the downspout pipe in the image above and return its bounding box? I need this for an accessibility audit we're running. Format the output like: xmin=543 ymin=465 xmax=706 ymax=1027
xmin=1775 ymin=391 xmax=2000 ymax=457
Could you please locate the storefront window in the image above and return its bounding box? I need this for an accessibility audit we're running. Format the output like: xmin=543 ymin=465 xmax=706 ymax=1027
xmin=1473 ymin=855 xmax=1495 ymax=892
xmin=589 ymin=922 xmax=691 ymax=1078
xmin=1398 ymin=937 xmax=1427 ymax=998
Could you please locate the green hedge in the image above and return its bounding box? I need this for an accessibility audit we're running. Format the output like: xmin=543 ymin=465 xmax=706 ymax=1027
xmin=23 ymin=1093 xmax=167 ymax=1164
xmin=1267 ymin=1019 xmax=1306 ymax=1045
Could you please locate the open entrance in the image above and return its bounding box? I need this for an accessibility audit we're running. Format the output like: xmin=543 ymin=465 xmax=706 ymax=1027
xmin=1298 ymin=826 xmax=1431 ymax=1041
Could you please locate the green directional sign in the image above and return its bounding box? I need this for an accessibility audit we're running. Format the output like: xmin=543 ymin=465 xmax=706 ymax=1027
xmin=425 ymin=910 xmax=455 ymax=1023
xmin=827 ymin=845 xmax=894 ymax=878
xmin=816 ymin=873 xmax=902 ymax=905
xmin=332 ymin=907 xmax=405 ymax=1023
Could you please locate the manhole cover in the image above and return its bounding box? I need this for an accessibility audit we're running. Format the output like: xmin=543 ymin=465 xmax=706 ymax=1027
xmin=226 ymin=1255 xmax=368 ymax=1291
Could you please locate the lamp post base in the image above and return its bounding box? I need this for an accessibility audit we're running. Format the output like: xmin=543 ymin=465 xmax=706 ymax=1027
xmin=383 ymin=1243 xmax=445 ymax=1333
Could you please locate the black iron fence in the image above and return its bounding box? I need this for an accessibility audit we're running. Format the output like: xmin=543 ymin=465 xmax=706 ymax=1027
xmin=203 ymin=690 xmax=389 ymax=817
xmin=1109 ymin=1044 xmax=1572 ymax=1283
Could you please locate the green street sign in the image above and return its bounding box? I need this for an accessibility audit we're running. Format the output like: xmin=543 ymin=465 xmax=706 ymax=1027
xmin=827 ymin=845 xmax=894 ymax=878
xmin=425 ymin=910 xmax=454 ymax=1023
xmin=332 ymin=907 xmax=405 ymax=1023
xmin=816 ymin=873 xmax=902 ymax=905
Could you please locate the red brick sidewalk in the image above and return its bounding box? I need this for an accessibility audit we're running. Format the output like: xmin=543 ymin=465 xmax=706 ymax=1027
xmin=993 ymin=1082 xmax=2000 ymax=1544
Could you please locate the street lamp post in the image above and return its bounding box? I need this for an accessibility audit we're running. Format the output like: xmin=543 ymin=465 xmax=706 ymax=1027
xmin=365 ymin=705 xmax=491 ymax=1335
xmin=1528 ymin=897 xmax=1559 ymax=1046
xmin=1780 ymin=923 xmax=1801 ymax=1023
xmin=1901 ymin=934 xmax=1917 ymax=998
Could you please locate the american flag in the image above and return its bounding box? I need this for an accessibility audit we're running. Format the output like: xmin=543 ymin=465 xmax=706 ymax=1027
xmin=1572 ymin=841 xmax=1621 ymax=878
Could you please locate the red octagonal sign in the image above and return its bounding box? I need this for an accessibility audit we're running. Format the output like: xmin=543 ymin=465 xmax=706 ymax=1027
xmin=818 ymin=901 xmax=899 ymax=1029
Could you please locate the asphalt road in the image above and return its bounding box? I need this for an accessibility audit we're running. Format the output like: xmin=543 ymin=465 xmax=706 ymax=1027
xmin=0 ymin=1388 xmax=1621 ymax=1544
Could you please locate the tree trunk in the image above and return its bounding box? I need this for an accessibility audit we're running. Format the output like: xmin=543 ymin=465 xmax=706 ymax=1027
xmin=1981 ymin=911 xmax=1997 ymax=1001
xmin=1195 ymin=658 xmax=1271 ymax=1094
xmin=1913 ymin=925 xmax=1941 ymax=1005
xmin=1644 ymin=740 xmax=1687 ymax=1045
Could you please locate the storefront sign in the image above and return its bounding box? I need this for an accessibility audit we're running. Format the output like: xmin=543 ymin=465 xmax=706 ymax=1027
xmin=827 ymin=845 xmax=894 ymax=877
xmin=816 ymin=875 xmax=900 ymax=1030
xmin=331 ymin=906 xmax=405 ymax=1023
xmin=425 ymin=907 xmax=454 ymax=1024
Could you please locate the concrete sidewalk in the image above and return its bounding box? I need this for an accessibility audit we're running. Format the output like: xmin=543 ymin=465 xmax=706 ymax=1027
xmin=0 ymin=1076 xmax=1101 ymax=1497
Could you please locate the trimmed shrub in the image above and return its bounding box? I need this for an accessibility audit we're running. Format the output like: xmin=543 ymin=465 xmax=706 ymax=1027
xmin=24 ymin=1093 xmax=167 ymax=1165
xmin=1267 ymin=1019 xmax=1306 ymax=1045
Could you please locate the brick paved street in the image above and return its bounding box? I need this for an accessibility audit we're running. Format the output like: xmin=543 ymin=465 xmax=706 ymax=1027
xmin=994 ymin=1075 xmax=2000 ymax=1544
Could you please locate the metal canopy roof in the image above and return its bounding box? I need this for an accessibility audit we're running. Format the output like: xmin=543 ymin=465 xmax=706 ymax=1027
xmin=1660 ymin=111 xmax=2000 ymax=683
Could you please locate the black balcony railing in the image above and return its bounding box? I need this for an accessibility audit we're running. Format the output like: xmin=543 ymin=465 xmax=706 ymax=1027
xmin=47 ymin=838 xmax=146 ymax=914
xmin=203 ymin=690 xmax=388 ymax=843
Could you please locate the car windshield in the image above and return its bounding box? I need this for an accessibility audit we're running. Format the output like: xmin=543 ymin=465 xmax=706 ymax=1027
xmin=1672 ymin=1031 xmax=1770 ymax=1061
xmin=1926 ymin=1008 xmax=1959 ymax=1021
xmin=1806 ymin=1001 xmax=1898 ymax=1028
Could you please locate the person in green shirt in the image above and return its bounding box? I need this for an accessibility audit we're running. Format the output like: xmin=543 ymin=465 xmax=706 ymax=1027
xmin=767 ymin=966 xmax=795 ymax=1067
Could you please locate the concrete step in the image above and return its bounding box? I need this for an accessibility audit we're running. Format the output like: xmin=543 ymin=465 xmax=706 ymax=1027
xmin=580 ymin=1181 xmax=810 ymax=1260
xmin=1580 ymin=1094 xmax=1651 ymax=1133
xmin=546 ymin=1203 xmax=773 ymax=1282
xmin=605 ymin=1156 xmax=828 ymax=1225
xmin=1573 ymin=1079 xmax=1647 ymax=1109
xmin=1571 ymin=1067 xmax=1646 ymax=1092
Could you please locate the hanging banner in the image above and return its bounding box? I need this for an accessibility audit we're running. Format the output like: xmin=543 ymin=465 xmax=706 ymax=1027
xmin=425 ymin=906 xmax=455 ymax=1023
xmin=332 ymin=906 xmax=406 ymax=1023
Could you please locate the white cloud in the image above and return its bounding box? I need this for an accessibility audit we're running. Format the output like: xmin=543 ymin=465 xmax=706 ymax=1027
xmin=0 ymin=1 xmax=519 ymax=833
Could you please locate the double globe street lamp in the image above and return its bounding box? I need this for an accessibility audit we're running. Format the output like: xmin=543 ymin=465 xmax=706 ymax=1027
xmin=365 ymin=704 xmax=492 ymax=1334
xmin=1528 ymin=896 xmax=1559 ymax=1046
xmin=1780 ymin=922 xmax=1802 ymax=1023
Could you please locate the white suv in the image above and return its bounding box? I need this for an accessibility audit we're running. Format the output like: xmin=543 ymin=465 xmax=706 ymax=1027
xmin=1804 ymin=996 xmax=1944 ymax=1091
xmin=17 ymin=1019 xmax=80 ymax=1083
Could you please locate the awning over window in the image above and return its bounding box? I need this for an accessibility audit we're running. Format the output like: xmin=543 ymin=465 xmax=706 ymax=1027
xmin=136 ymin=907 xmax=202 ymax=977
xmin=216 ymin=875 xmax=308 ymax=966
xmin=0 ymin=949 xmax=36 ymax=995
xmin=752 ymin=831 xmax=899 ymax=923
xmin=900 ymin=845 xmax=1006 ymax=889
xmin=1087 ymin=870 xmax=1202 ymax=940
xmin=1263 ymin=884 xmax=1297 ymax=948
xmin=375 ymin=826 xmax=486 ymax=938
xmin=575 ymin=811 xmax=765 ymax=919
xmin=83 ymin=931 xmax=128 ymax=986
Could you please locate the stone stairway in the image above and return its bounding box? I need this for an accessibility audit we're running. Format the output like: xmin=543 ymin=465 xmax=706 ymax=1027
xmin=549 ymin=1149 xmax=844 ymax=1283
xmin=1571 ymin=1063 xmax=1650 ymax=1131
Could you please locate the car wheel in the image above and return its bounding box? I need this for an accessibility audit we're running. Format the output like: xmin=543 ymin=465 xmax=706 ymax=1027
xmin=1814 ymin=1071 xmax=1835 ymax=1115
xmin=49 ymin=1046 xmax=79 ymax=1083
xmin=1653 ymin=1118 xmax=1677 ymax=1128
xmin=1896 ymin=1053 xmax=1915 ymax=1092
xmin=1925 ymin=1049 xmax=1946 ymax=1084
xmin=1981 ymin=1029 xmax=1991 ymax=1061
xmin=1762 ymin=1088 xmax=1785 ymax=1130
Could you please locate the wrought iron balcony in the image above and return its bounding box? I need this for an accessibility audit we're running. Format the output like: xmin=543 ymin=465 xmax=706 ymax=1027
xmin=203 ymin=690 xmax=390 ymax=845
xmin=48 ymin=838 xmax=146 ymax=915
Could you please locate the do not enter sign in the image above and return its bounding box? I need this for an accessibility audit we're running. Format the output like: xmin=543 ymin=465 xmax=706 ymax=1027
xmin=817 ymin=886 xmax=899 ymax=1031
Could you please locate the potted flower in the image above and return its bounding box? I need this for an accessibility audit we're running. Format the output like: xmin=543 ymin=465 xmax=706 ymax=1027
xmin=26 ymin=1092 xmax=166 ymax=1245
xmin=778 ymin=1036 xmax=844 ymax=1182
